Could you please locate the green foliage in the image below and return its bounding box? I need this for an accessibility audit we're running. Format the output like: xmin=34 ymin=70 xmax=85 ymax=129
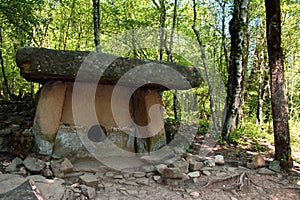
xmin=226 ymin=119 xmax=273 ymax=150
xmin=290 ymin=121 xmax=300 ymax=156
xmin=0 ymin=0 xmax=299 ymax=161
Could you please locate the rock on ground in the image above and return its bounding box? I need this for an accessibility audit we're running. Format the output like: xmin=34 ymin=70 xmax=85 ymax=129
xmin=23 ymin=156 xmax=45 ymax=172
xmin=0 ymin=174 xmax=66 ymax=200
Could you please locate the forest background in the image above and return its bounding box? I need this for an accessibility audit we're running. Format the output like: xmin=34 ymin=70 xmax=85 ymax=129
xmin=0 ymin=0 xmax=299 ymax=168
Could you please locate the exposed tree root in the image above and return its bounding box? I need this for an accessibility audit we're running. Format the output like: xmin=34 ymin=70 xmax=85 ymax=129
xmin=200 ymin=172 xmax=250 ymax=191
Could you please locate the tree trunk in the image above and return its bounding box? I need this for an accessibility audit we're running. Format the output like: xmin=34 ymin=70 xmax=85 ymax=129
xmin=159 ymin=0 xmax=166 ymax=61
xmin=222 ymin=0 xmax=249 ymax=140
xmin=92 ymin=0 xmax=101 ymax=52
xmin=170 ymin=0 xmax=178 ymax=120
xmin=0 ymin=23 xmax=11 ymax=98
xmin=63 ymin=0 xmax=76 ymax=50
xmin=256 ymin=47 xmax=269 ymax=127
xmin=220 ymin=0 xmax=229 ymax=76
xmin=192 ymin=0 xmax=220 ymax=131
xmin=236 ymin=9 xmax=250 ymax=128
xmin=265 ymin=0 xmax=293 ymax=170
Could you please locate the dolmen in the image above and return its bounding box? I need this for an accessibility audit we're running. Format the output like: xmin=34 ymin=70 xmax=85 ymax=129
xmin=16 ymin=47 xmax=201 ymax=160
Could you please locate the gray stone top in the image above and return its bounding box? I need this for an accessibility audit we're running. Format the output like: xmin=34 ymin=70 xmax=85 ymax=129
xmin=16 ymin=47 xmax=202 ymax=90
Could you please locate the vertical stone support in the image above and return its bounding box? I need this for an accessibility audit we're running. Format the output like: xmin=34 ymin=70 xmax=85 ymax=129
xmin=132 ymin=89 xmax=166 ymax=153
xmin=32 ymin=81 xmax=67 ymax=155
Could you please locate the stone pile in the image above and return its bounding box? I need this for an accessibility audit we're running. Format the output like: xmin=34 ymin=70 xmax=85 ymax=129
xmin=0 ymin=149 xmax=287 ymax=200
xmin=0 ymin=98 xmax=35 ymax=156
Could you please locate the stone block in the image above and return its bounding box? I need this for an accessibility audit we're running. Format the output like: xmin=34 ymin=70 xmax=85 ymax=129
xmin=60 ymin=158 xmax=73 ymax=173
xmin=52 ymin=125 xmax=90 ymax=160
xmin=80 ymin=173 xmax=98 ymax=187
xmin=162 ymin=168 xmax=184 ymax=179
xmin=132 ymin=89 xmax=166 ymax=153
xmin=252 ymin=155 xmax=266 ymax=168
xmin=189 ymin=161 xmax=204 ymax=172
xmin=5 ymin=157 xmax=23 ymax=172
xmin=155 ymin=164 xmax=168 ymax=174
xmin=268 ymin=160 xmax=281 ymax=172
xmin=33 ymin=81 xmax=66 ymax=155
xmin=258 ymin=167 xmax=275 ymax=175
xmin=188 ymin=171 xmax=200 ymax=178
xmin=214 ymin=155 xmax=225 ymax=165
xmin=23 ymin=156 xmax=45 ymax=173
xmin=204 ymin=159 xmax=215 ymax=167
xmin=169 ymin=159 xmax=189 ymax=173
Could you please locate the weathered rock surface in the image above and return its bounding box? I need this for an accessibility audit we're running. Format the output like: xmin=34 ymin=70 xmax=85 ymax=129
xmin=155 ymin=164 xmax=168 ymax=174
xmin=16 ymin=47 xmax=202 ymax=90
xmin=23 ymin=156 xmax=45 ymax=172
xmin=80 ymin=184 xmax=96 ymax=199
xmin=28 ymin=175 xmax=66 ymax=200
xmin=162 ymin=168 xmax=184 ymax=179
xmin=169 ymin=159 xmax=190 ymax=173
xmin=50 ymin=158 xmax=74 ymax=178
xmin=269 ymin=160 xmax=281 ymax=172
xmin=252 ymin=155 xmax=266 ymax=168
xmin=187 ymin=171 xmax=200 ymax=178
xmin=32 ymin=81 xmax=67 ymax=156
xmin=258 ymin=167 xmax=276 ymax=175
xmin=0 ymin=174 xmax=26 ymax=194
xmin=60 ymin=158 xmax=74 ymax=173
xmin=189 ymin=161 xmax=204 ymax=171
xmin=214 ymin=155 xmax=225 ymax=165
xmin=204 ymin=159 xmax=216 ymax=167
xmin=52 ymin=125 xmax=90 ymax=159
xmin=79 ymin=173 xmax=98 ymax=187
xmin=5 ymin=157 xmax=23 ymax=172
xmin=0 ymin=174 xmax=65 ymax=200
xmin=0 ymin=179 xmax=39 ymax=199
xmin=0 ymin=99 xmax=34 ymax=156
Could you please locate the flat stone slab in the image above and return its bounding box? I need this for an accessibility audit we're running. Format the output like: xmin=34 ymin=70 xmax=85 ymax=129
xmin=16 ymin=47 xmax=202 ymax=90
xmin=0 ymin=174 xmax=66 ymax=200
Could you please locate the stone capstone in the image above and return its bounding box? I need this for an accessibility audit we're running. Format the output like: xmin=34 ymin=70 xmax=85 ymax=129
xmin=16 ymin=47 xmax=202 ymax=90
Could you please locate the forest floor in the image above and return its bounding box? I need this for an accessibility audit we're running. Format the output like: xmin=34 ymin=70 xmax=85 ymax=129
xmin=0 ymin=97 xmax=300 ymax=199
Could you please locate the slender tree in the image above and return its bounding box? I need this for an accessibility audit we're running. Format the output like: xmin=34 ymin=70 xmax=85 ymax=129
xmin=93 ymin=0 xmax=100 ymax=52
xmin=0 ymin=23 xmax=11 ymax=98
xmin=156 ymin=0 xmax=166 ymax=61
xmin=192 ymin=0 xmax=220 ymax=131
xmin=170 ymin=0 xmax=178 ymax=120
xmin=222 ymin=0 xmax=249 ymax=140
xmin=63 ymin=0 xmax=77 ymax=50
xmin=265 ymin=0 xmax=293 ymax=170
